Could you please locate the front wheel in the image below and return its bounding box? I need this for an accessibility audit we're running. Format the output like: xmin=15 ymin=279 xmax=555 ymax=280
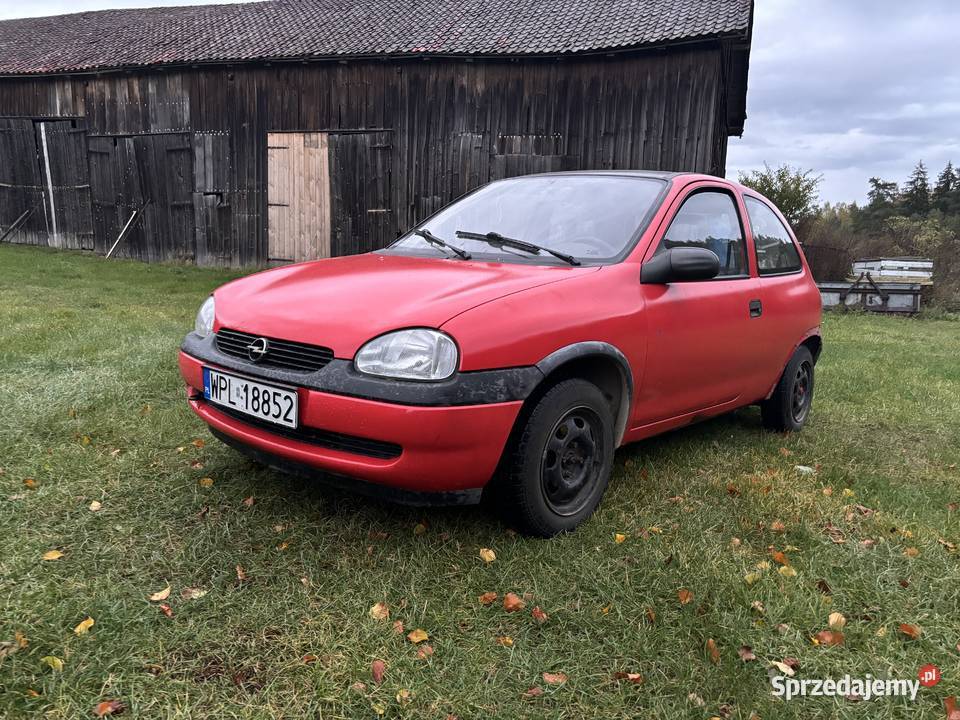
xmin=761 ymin=346 xmax=815 ymax=432
xmin=498 ymin=379 xmax=615 ymax=537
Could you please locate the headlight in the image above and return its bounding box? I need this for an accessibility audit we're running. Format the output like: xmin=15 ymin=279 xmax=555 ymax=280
xmin=195 ymin=296 xmax=215 ymax=338
xmin=355 ymin=329 xmax=458 ymax=381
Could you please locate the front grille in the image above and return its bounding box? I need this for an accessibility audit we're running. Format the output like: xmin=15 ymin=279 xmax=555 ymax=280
xmin=215 ymin=328 xmax=334 ymax=372
xmin=208 ymin=402 xmax=402 ymax=460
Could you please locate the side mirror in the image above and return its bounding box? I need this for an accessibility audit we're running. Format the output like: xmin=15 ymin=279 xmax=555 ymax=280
xmin=640 ymin=247 xmax=720 ymax=284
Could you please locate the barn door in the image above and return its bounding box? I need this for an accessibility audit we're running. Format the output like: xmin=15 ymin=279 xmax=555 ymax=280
xmin=328 ymin=131 xmax=394 ymax=256
xmin=87 ymin=133 xmax=194 ymax=262
xmin=267 ymin=132 xmax=331 ymax=263
xmin=0 ymin=118 xmax=45 ymax=246
xmin=36 ymin=120 xmax=94 ymax=250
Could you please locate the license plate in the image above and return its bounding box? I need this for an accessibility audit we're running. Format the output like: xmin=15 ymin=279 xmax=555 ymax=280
xmin=203 ymin=367 xmax=298 ymax=429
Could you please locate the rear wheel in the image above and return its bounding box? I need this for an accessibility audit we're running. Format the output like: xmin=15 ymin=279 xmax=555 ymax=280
xmin=761 ymin=346 xmax=815 ymax=432
xmin=497 ymin=379 xmax=614 ymax=537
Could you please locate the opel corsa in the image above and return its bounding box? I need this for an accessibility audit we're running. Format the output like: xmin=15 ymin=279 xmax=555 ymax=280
xmin=180 ymin=171 xmax=822 ymax=536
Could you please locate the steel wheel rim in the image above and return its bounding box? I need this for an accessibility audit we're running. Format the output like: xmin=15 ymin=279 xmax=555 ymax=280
xmin=791 ymin=361 xmax=812 ymax=423
xmin=540 ymin=405 xmax=604 ymax=516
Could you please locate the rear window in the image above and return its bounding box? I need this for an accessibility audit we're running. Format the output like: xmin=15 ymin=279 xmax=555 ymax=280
xmin=744 ymin=197 xmax=802 ymax=275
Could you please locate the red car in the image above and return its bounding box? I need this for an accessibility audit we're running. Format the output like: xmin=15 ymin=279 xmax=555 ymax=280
xmin=180 ymin=171 xmax=821 ymax=536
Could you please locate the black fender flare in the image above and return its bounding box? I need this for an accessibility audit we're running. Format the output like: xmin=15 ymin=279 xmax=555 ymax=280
xmin=535 ymin=342 xmax=634 ymax=446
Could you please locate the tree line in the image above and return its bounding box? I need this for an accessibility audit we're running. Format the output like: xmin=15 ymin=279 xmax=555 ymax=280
xmin=738 ymin=161 xmax=960 ymax=310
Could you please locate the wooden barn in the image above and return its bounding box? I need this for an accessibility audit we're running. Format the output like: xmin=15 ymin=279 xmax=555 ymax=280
xmin=0 ymin=0 xmax=753 ymax=266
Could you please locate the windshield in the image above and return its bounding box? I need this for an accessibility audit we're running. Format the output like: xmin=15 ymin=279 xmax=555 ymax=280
xmin=386 ymin=175 xmax=665 ymax=264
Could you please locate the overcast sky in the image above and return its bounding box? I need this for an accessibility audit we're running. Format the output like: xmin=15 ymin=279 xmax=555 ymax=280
xmin=2 ymin=0 xmax=957 ymax=205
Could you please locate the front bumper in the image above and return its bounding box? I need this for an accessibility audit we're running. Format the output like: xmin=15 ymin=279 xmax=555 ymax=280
xmin=178 ymin=343 xmax=529 ymax=501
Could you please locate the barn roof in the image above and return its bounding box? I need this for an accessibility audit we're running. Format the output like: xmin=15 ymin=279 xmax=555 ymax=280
xmin=0 ymin=0 xmax=752 ymax=76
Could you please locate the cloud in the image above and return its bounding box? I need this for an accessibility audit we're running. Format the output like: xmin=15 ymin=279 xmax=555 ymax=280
xmin=727 ymin=0 xmax=960 ymax=204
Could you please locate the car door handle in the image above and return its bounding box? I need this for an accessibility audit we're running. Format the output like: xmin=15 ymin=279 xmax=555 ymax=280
xmin=749 ymin=299 xmax=763 ymax=318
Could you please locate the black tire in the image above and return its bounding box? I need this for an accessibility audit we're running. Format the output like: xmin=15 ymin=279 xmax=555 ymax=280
xmin=761 ymin=346 xmax=815 ymax=432
xmin=497 ymin=379 xmax=615 ymax=537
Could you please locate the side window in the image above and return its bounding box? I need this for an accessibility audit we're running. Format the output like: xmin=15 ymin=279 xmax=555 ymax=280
xmin=744 ymin=197 xmax=802 ymax=274
xmin=656 ymin=191 xmax=747 ymax=277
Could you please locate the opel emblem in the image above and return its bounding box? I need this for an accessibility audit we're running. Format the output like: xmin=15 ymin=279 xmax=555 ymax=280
xmin=247 ymin=337 xmax=269 ymax=362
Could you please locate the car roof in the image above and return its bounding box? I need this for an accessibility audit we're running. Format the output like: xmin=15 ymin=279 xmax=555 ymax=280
xmin=509 ymin=170 xmax=736 ymax=184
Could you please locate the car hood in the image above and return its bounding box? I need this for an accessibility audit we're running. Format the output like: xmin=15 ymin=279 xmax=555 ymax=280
xmin=213 ymin=252 xmax=598 ymax=357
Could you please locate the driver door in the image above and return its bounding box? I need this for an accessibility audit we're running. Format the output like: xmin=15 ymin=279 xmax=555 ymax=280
xmin=631 ymin=185 xmax=764 ymax=428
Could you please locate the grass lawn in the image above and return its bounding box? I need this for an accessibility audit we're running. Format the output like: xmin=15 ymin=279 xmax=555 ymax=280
xmin=1 ymin=243 xmax=959 ymax=719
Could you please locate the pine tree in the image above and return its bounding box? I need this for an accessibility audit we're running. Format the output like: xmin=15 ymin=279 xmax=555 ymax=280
xmin=867 ymin=177 xmax=898 ymax=207
xmin=933 ymin=161 xmax=956 ymax=210
xmin=900 ymin=161 xmax=930 ymax=216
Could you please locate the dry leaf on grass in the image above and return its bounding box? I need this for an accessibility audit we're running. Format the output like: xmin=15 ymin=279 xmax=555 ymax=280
xmin=813 ymin=630 xmax=844 ymax=646
xmin=235 ymin=565 xmax=248 ymax=582
xmin=41 ymin=656 xmax=64 ymax=671
xmin=828 ymin=612 xmax=847 ymax=630
xmin=242 ymin=496 xmax=254 ymax=508
xmin=522 ymin=687 xmax=544 ymax=698
xmin=479 ymin=548 xmax=496 ymax=563
xmin=706 ymin=638 xmax=720 ymax=664
xmin=898 ymin=623 xmax=921 ymax=640
xmin=149 ymin=585 xmax=171 ymax=602
xmin=368 ymin=602 xmax=389 ymax=621
xmin=614 ymin=671 xmax=644 ymax=684
xmin=543 ymin=672 xmax=568 ymax=685
xmin=93 ymin=700 xmax=126 ymax=717
xmin=614 ymin=533 xmax=627 ymax=544
xmin=41 ymin=550 xmax=64 ymax=561
xmin=198 ymin=477 xmax=214 ymax=488
xmin=771 ymin=660 xmax=796 ymax=677
xmin=407 ymin=628 xmax=429 ymax=644
xmin=416 ymin=644 xmax=434 ymax=659
xmin=904 ymin=547 xmax=920 ymax=558
xmin=738 ymin=645 xmax=756 ymax=662
xmin=779 ymin=566 xmax=798 ymax=578
xmin=496 ymin=636 xmax=514 ymax=647
xmin=503 ymin=593 xmax=526 ymax=612
xmin=73 ymin=617 xmax=95 ymax=636
xmin=192 ymin=439 xmax=205 ymax=449
xmin=158 ymin=604 xmax=173 ymax=618
xmin=89 ymin=500 xmax=102 ymax=512
xmin=181 ymin=587 xmax=207 ymax=601
xmin=371 ymin=659 xmax=386 ymax=684
xmin=531 ymin=606 xmax=548 ymax=624
xmin=478 ymin=592 xmax=498 ymax=606
xmin=678 ymin=589 xmax=694 ymax=605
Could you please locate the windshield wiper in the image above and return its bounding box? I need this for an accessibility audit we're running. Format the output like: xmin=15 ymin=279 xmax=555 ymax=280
xmin=413 ymin=229 xmax=471 ymax=260
xmin=455 ymin=230 xmax=581 ymax=266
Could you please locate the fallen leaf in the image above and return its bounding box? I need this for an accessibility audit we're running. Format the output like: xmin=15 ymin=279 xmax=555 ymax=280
xmin=413 ymin=522 xmax=428 ymax=535
xmin=349 ymin=681 xmax=365 ymax=693
xmin=407 ymin=628 xmax=429 ymax=644
xmin=738 ymin=645 xmax=756 ymax=662
xmin=73 ymin=617 xmax=95 ymax=636
xmin=779 ymin=447 xmax=792 ymax=457
xmin=157 ymin=604 xmax=173 ymax=618
xmin=23 ymin=478 xmax=37 ymax=489
xmin=730 ymin=537 xmax=742 ymax=549
xmin=771 ymin=520 xmax=786 ymax=532
xmin=543 ymin=672 xmax=567 ymax=685
xmin=41 ymin=655 xmax=64 ymax=672
xmin=771 ymin=660 xmax=796 ymax=677
xmin=794 ymin=464 xmax=814 ymax=474
xmin=822 ymin=486 xmax=833 ymax=496
xmin=898 ymin=623 xmax=921 ymax=640
xmin=192 ymin=439 xmax=205 ymax=449
xmin=242 ymin=496 xmax=254 ymax=508
xmin=531 ymin=606 xmax=548 ymax=624
xmin=416 ymin=644 xmax=434 ymax=659
xmin=688 ymin=692 xmax=706 ymax=707
xmin=371 ymin=659 xmax=386 ymax=684
xmin=93 ymin=700 xmax=126 ymax=717
xmin=522 ymin=687 xmax=544 ymax=698
xmin=396 ymin=689 xmax=412 ymax=704
xmin=744 ymin=572 xmax=761 ymax=585
xmin=181 ymin=587 xmax=207 ymax=600
xmin=706 ymin=638 xmax=720 ymax=664
xmin=496 ymin=636 xmax=514 ymax=646
xmin=678 ymin=589 xmax=694 ymax=605
xmin=904 ymin=547 xmax=920 ymax=558
xmin=828 ymin=612 xmax=847 ymax=630
xmin=479 ymin=548 xmax=496 ymax=563
xmin=938 ymin=538 xmax=957 ymax=553
xmin=368 ymin=602 xmax=389 ymax=621
xmin=503 ymin=592 xmax=526 ymax=612
xmin=392 ymin=620 xmax=404 ymax=635
xmin=771 ymin=550 xmax=790 ymax=566
xmin=88 ymin=500 xmax=102 ymax=512
xmin=15 ymin=631 xmax=27 ymax=649
xmin=778 ymin=566 xmax=798 ymax=578
xmin=816 ymin=578 xmax=832 ymax=595
xmin=614 ymin=671 xmax=644 ymax=684
xmin=302 ymin=654 xmax=318 ymax=664
xmin=478 ymin=592 xmax=498 ymax=606
xmin=235 ymin=565 xmax=248 ymax=582
xmin=25 ymin=689 xmax=40 ymax=698
xmin=814 ymin=630 xmax=844 ymax=646
xmin=198 ymin=477 xmax=214 ymax=488
xmin=842 ymin=488 xmax=854 ymax=498
xmin=149 ymin=585 xmax=171 ymax=602
xmin=946 ymin=697 xmax=960 ymax=720
xmin=614 ymin=533 xmax=627 ymax=544
xmin=42 ymin=549 xmax=64 ymax=561
xmin=645 ymin=607 xmax=656 ymax=624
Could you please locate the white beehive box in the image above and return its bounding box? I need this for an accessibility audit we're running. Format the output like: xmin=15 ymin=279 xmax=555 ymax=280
xmin=850 ymin=257 xmax=933 ymax=284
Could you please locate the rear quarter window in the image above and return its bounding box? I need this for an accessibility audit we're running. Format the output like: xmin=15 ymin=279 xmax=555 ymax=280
xmin=744 ymin=196 xmax=802 ymax=275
